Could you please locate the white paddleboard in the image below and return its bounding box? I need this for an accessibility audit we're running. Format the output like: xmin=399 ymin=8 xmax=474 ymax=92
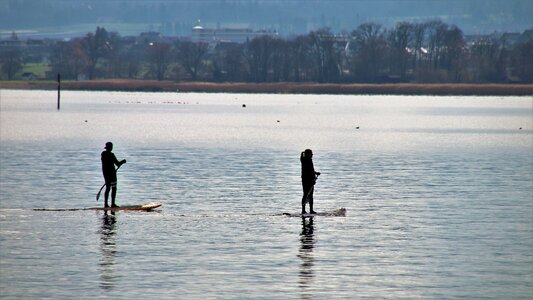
xmin=34 ymin=203 xmax=162 ymax=212
xmin=283 ymin=207 xmax=346 ymax=217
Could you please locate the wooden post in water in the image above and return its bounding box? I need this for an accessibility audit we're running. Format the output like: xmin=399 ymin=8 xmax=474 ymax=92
xmin=57 ymin=73 xmax=61 ymax=111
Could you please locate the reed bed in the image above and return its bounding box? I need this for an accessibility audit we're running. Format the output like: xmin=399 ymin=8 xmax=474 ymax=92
xmin=2 ymin=80 xmax=532 ymax=96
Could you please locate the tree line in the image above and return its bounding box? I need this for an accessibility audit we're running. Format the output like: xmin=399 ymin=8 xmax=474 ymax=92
xmin=2 ymin=21 xmax=533 ymax=83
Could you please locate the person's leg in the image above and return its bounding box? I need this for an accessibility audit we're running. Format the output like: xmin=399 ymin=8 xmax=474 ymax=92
xmin=308 ymin=186 xmax=316 ymax=214
xmin=111 ymin=185 xmax=118 ymax=207
xmin=104 ymin=184 xmax=111 ymax=207
xmin=301 ymin=188 xmax=307 ymax=214
xmin=302 ymin=183 xmax=311 ymax=214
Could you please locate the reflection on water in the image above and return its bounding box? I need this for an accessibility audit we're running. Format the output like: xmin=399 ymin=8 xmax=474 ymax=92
xmin=298 ymin=217 xmax=315 ymax=299
xmin=99 ymin=211 xmax=117 ymax=291
xmin=0 ymin=91 xmax=531 ymax=299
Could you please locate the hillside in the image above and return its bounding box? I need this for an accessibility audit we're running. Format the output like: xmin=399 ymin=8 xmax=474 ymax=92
xmin=1 ymin=0 xmax=532 ymax=38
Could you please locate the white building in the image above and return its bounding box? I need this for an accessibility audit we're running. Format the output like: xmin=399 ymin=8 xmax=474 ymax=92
xmin=192 ymin=21 xmax=277 ymax=44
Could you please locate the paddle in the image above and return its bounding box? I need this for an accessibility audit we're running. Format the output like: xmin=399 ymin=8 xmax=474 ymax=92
xmin=96 ymin=164 xmax=122 ymax=201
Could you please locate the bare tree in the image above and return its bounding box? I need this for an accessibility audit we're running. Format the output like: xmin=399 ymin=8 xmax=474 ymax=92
xmin=469 ymin=37 xmax=505 ymax=82
xmin=176 ymin=39 xmax=209 ymax=81
xmin=0 ymin=49 xmax=23 ymax=80
xmin=511 ymin=36 xmax=533 ymax=82
xmin=103 ymin=32 xmax=124 ymax=78
xmin=270 ymin=38 xmax=290 ymax=82
xmin=211 ymin=43 xmax=244 ymax=82
xmin=388 ymin=22 xmax=413 ymax=80
xmin=426 ymin=21 xmax=449 ymax=71
xmin=243 ymin=35 xmax=278 ymax=82
xmin=308 ymin=28 xmax=341 ymax=82
xmin=411 ymin=23 xmax=427 ymax=70
xmin=223 ymin=44 xmax=245 ymax=82
xmin=350 ymin=23 xmax=387 ymax=82
xmin=286 ymin=35 xmax=312 ymax=82
xmin=441 ymin=25 xmax=466 ymax=81
xmin=81 ymin=27 xmax=111 ymax=79
xmin=147 ymin=42 xmax=172 ymax=80
xmin=50 ymin=39 xmax=91 ymax=80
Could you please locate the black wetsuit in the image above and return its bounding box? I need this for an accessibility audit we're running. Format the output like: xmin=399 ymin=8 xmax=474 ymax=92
xmin=301 ymin=154 xmax=317 ymax=212
xmin=101 ymin=150 xmax=121 ymax=185
xmin=101 ymin=150 xmax=124 ymax=207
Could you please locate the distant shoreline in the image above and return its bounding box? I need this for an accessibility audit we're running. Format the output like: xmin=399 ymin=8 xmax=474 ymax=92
xmin=1 ymin=80 xmax=532 ymax=96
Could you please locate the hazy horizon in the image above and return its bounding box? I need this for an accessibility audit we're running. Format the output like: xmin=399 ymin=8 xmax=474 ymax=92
xmin=1 ymin=0 xmax=532 ymax=39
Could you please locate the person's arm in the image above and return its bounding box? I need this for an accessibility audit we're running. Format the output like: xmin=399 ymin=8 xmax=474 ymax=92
xmin=112 ymin=153 xmax=126 ymax=167
xmin=310 ymin=161 xmax=320 ymax=177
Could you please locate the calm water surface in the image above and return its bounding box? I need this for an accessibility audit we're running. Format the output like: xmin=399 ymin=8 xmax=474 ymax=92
xmin=1 ymin=90 xmax=532 ymax=299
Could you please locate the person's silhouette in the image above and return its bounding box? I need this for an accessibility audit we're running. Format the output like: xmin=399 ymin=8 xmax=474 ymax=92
xmin=101 ymin=142 xmax=126 ymax=208
xmin=300 ymin=149 xmax=320 ymax=214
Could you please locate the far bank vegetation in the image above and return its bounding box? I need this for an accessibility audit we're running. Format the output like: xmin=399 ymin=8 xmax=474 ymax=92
xmin=1 ymin=21 xmax=532 ymax=85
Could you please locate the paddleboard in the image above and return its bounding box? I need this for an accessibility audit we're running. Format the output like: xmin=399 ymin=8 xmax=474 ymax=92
xmin=90 ymin=203 xmax=162 ymax=211
xmin=33 ymin=203 xmax=162 ymax=212
xmin=283 ymin=207 xmax=346 ymax=217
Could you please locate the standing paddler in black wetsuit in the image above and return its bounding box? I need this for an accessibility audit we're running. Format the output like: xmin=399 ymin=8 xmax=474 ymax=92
xmin=300 ymin=149 xmax=320 ymax=214
xmin=101 ymin=142 xmax=126 ymax=208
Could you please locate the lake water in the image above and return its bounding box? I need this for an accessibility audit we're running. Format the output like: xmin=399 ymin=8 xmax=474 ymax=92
xmin=0 ymin=89 xmax=532 ymax=299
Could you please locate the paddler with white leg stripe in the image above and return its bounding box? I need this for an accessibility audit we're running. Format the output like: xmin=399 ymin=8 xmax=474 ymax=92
xmin=101 ymin=142 xmax=126 ymax=208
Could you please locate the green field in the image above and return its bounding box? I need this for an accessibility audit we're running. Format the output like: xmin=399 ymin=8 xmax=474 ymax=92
xmin=19 ymin=63 xmax=50 ymax=78
xmin=1 ymin=23 xmax=157 ymax=39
